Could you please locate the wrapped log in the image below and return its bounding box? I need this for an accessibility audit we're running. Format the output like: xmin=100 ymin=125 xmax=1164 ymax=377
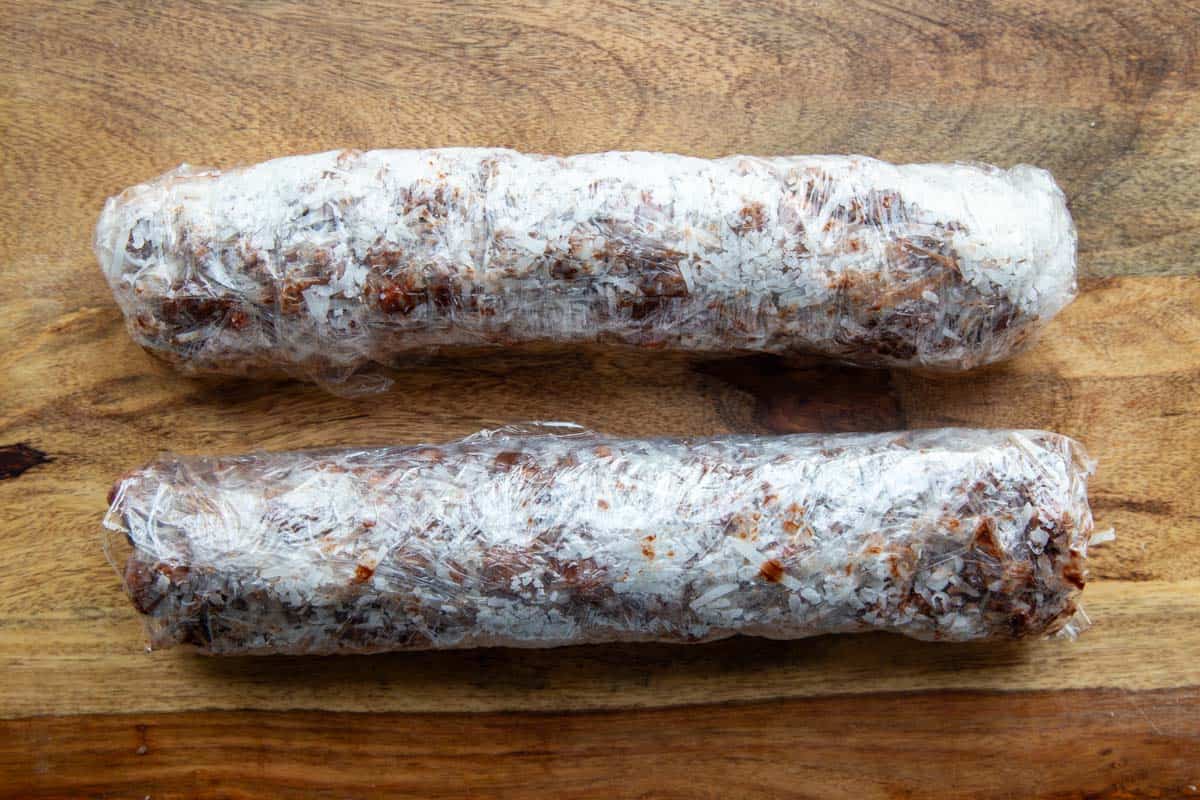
xmin=95 ymin=150 xmax=1077 ymax=393
xmin=105 ymin=425 xmax=1096 ymax=655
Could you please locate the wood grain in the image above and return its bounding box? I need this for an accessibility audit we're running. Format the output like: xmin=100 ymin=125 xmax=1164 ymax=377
xmin=2 ymin=690 xmax=1197 ymax=800
xmin=2 ymin=1 xmax=1198 ymax=797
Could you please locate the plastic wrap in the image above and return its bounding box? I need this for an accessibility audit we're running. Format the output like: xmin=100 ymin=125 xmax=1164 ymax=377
xmin=95 ymin=149 xmax=1077 ymax=393
xmin=104 ymin=425 xmax=1096 ymax=655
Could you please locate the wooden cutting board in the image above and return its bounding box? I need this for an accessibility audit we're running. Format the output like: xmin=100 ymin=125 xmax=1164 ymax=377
xmin=1 ymin=2 xmax=1197 ymax=797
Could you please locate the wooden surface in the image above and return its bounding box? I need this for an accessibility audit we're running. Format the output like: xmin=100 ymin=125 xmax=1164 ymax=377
xmin=1 ymin=1 xmax=1197 ymax=797
xmin=4 ymin=690 xmax=1198 ymax=800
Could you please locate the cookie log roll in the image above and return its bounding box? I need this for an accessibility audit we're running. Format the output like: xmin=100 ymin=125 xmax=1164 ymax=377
xmin=105 ymin=426 xmax=1095 ymax=654
xmin=95 ymin=150 xmax=1076 ymax=392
